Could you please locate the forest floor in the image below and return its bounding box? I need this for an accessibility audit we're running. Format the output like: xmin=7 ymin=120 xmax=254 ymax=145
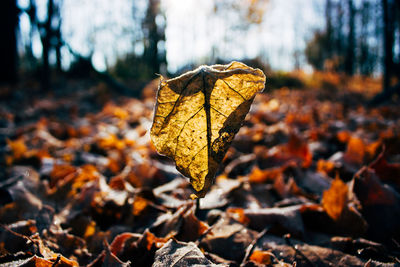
xmin=0 ymin=76 xmax=400 ymax=266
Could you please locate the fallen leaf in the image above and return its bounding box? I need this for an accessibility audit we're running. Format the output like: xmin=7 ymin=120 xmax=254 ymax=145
xmin=330 ymin=236 xmax=390 ymax=262
xmin=6 ymin=137 xmax=27 ymax=162
xmin=249 ymin=249 xmax=272 ymax=265
xmin=350 ymin=167 xmax=400 ymax=241
xmin=266 ymin=243 xmax=365 ymax=266
xmin=49 ymin=164 xmax=77 ymax=188
xmin=150 ymin=61 xmax=265 ymax=198
xmin=299 ymin=171 xmax=331 ymax=195
xmin=369 ymin=150 xmax=400 ymax=187
xmin=200 ymin=218 xmax=258 ymax=261
xmin=153 ymin=239 xmax=214 ymax=267
xmin=226 ymin=207 xmax=250 ymax=225
xmin=344 ymin=136 xmax=365 ymax=165
xmin=316 ymin=159 xmax=335 ymax=176
xmin=286 ymin=132 xmax=312 ymax=167
xmin=244 ymin=205 xmax=305 ymax=238
xmin=91 ymin=240 xmax=130 ymax=267
xmin=322 ymin=175 xmax=348 ymax=221
xmin=175 ymin=206 xmax=209 ymax=242
xmin=248 ymin=166 xmax=283 ymax=184
xmin=132 ymin=196 xmax=150 ymax=217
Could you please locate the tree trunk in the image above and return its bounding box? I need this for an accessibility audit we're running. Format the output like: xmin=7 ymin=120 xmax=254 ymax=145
xmin=371 ymin=0 xmax=398 ymax=104
xmin=359 ymin=1 xmax=371 ymax=75
xmin=41 ymin=0 xmax=54 ymax=91
xmin=325 ymin=0 xmax=333 ymax=59
xmin=335 ymin=1 xmax=344 ymax=72
xmin=55 ymin=22 xmax=62 ymax=72
xmin=382 ymin=0 xmax=394 ymax=91
xmin=0 ymin=0 xmax=19 ymax=83
xmin=345 ymin=0 xmax=355 ymax=75
xmin=142 ymin=0 xmax=166 ymax=75
xmin=54 ymin=1 xmax=62 ymax=72
xmin=396 ymin=0 xmax=400 ymax=78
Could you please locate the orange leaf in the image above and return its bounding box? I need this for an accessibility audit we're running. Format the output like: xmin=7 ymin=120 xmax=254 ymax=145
xmin=344 ymin=136 xmax=365 ymax=165
xmin=249 ymin=250 xmax=272 ymax=265
xmin=249 ymin=166 xmax=282 ymax=183
xmin=21 ymin=255 xmax=79 ymax=267
xmin=365 ymin=141 xmax=381 ymax=161
xmin=51 ymin=255 xmax=79 ymax=267
xmin=316 ymin=159 xmax=335 ymax=175
xmin=132 ymin=196 xmax=149 ymax=217
xmin=83 ymin=221 xmax=97 ymax=238
xmin=50 ymin=164 xmax=77 ymax=188
xmin=107 ymin=158 xmax=122 ymax=174
xmin=113 ymin=107 xmax=129 ymax=120
xmin=108 ymin=176 xmax=127 ymax=190
xmin=109 ymin=233 xmax=139 ymax=255
xmin=286 ymin=133 xmax=312 ymax=168
xmin=227 ymin=207 xmax=250 ymax=225
xmin=7 ymin=137 xmax=27 ymax=161
xmin=322 ymin=175 xmax=348 ymax=220
xmin=72 ymin=164 xmax=99 ymax=191
xmin=98 ymin=134 xmax=125 ymax=150
xmin=285 ymin=112 xmax=312 ymax=126
xmin=142 ymin=230 xmax=167 ymax=250
xmin=336 ymin=130 xmax=351 ymax=143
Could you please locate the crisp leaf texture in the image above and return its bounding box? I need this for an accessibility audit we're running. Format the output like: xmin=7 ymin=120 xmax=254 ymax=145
xmin=150 ymin=61 xmax=266 ymax=198
xmin=153 ymin=239 xmax=215 ymax=266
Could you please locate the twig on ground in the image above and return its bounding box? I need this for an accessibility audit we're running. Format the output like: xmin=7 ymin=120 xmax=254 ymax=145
xmin=240 ymin=228 xmax=268 ymax=267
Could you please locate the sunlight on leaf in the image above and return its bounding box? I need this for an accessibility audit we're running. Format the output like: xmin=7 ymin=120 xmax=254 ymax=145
xmin=151 ymin=61 xmax=265 ymax=198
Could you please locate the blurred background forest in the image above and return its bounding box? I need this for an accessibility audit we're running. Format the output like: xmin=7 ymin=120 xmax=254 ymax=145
xmin=1 ymin=0 xmax=399 ymax=100
xmin=2 ymin=1 xmax=400 ymax=266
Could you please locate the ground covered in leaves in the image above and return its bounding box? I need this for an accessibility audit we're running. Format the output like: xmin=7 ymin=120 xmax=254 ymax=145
xmin=1 ymin=79 xmax=400 ymax=266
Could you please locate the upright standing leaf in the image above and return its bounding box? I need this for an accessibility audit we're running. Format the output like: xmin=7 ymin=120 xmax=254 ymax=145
xmin=151 ymin=61 xmax=265 ymax=198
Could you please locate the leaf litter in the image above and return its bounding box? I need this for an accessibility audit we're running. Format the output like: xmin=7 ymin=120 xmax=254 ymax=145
xmin=0 ymin=65 xmax=400 ymax=266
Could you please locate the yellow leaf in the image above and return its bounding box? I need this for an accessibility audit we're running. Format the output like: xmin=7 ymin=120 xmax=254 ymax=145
xmin=84 ymin=221 xmax=97 ymax=238
xmin=151 ymin=62 xmax=265 ymax=198
xmin=132 ymin=196 xmax=149 ymax=216
xmin=7 ymin=137 xmax=27 ymax=161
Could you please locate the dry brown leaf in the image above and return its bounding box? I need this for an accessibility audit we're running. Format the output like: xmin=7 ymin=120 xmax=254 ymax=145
xmin=369 ymin=150 xmax=400 ymax=186
xmin=153 ymin=239 xmax=213 ymax=267
xmin=150 ymin=61 xmax=265 ymax=198
xmin=244 ymin=206 xmax=305 ymax=237
xmin=200 ymin=219 xmax=258 ymax=261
